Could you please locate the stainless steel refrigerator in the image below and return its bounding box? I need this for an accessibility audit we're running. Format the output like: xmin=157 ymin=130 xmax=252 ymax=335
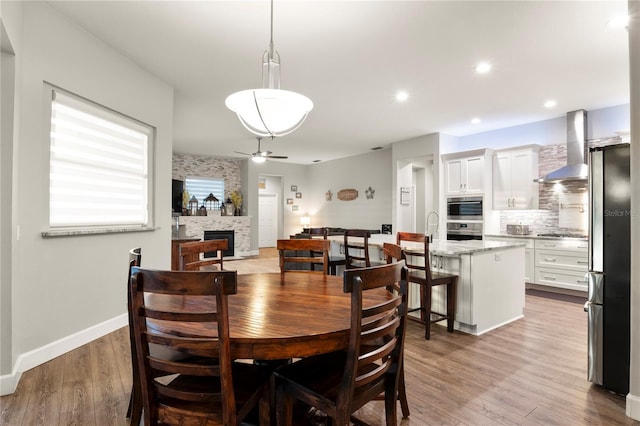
xmin=585 ymin=143 xmax=631 ymax=395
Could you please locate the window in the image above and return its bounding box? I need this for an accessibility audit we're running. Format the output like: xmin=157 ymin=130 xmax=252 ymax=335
xmin=48 ymin=88 xmax=153 ymax=231
xmin=184 ymin=177 xmax=225 ymax=206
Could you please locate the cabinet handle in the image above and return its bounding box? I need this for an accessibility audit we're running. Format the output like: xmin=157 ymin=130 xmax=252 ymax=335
xmin=543 ymin=275 xmax=557 ymax=280
xmin=577 ymin=278 xmax=588 ymax=283
xmin=543 ymin=244 xmax=557 ymax=247
xmin=544 ymin=258 xmax=557 ymax=262
xmin=577 ymin=260 xmax=588 ymax=264
xmin=460 ymin=184 xmax=463 ymax=190
xmin=507 ymin=198 xmax=512 ymax=207
xmin=578 ymin=246 xmax=588 ymax=249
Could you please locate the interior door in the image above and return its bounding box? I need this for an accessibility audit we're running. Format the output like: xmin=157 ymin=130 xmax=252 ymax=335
xmin=258 ymin=194 xmax=278 ymax=247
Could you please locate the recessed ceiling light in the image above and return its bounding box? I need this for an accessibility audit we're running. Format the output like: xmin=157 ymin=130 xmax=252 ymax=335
xmin=395 ymin=91 xmax=409 ymax=102
xmin=607 ymin=15 xmax=629 ymax=29
xmin=544 ymin=100 xmax=557 ymax=108
xmin=475 ymin=62 xmax=492 ymax=74
xmin=471 ymin=117 xmax=481 ymax=124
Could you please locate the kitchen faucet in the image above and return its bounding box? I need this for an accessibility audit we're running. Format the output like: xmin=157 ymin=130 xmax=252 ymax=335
xmin=426 ymin=210 xmax=439 ymax=241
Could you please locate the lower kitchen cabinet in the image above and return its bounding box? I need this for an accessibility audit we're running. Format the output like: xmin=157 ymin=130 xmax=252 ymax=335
xmin=534 ymin=238 xmax=588 ymax=292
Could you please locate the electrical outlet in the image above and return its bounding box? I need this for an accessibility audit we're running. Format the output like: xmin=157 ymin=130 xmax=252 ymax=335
xmin=495 ymin=253 xmax=502 ymax=261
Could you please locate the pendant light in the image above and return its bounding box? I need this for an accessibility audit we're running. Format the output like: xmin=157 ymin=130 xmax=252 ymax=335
xmin=225 ymin=0 xmax=313 ymax=138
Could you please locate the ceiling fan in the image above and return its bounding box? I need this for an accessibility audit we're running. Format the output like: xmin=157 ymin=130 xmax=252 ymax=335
xmin=235 ymin=137 xmax=288 ymax=163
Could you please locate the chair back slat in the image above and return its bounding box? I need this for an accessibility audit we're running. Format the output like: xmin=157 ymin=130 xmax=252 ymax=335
xmin=178 ymin=239 xmax=228 ymax=271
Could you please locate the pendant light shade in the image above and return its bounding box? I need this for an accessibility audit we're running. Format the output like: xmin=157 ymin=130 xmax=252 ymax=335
xmin=225 ymin=89 xmax=313 ymax=138
xmin=225 ymin=0 xmax=312 ymax=138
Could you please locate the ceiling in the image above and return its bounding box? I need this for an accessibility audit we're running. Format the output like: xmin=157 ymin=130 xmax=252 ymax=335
xmin=47 ymin=1 xmax=630 ymax=165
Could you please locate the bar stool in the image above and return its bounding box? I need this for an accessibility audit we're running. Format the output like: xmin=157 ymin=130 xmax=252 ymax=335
xmin=396 ymin=232 xmax=458 ymax=339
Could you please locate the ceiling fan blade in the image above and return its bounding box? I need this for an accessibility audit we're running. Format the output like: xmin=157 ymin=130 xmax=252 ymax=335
xmin=266 ymin=155 xmax=288 ymax=159
xmin=234 ymin=151 xmax=252 ymax=156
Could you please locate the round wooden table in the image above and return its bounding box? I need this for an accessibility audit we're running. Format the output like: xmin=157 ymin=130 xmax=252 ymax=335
xmin=144 ymin=272 xmax=390 ymax=361
xmin=229 ymin=272 xmax=388 ymax=360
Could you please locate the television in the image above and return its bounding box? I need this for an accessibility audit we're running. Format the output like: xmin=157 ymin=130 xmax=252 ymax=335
xmin=172 ymin=179 xmax=184 ymax=213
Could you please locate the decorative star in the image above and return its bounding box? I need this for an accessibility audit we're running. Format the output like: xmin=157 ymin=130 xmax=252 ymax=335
xmin=365 ymin=186 xmax=375 ymax=199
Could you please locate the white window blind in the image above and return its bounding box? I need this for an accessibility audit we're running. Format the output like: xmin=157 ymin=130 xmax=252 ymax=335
xmin=185 ymin=177 xmax=225 ymax=206
xmin=49 ymin=89 xmax=151 ymax=228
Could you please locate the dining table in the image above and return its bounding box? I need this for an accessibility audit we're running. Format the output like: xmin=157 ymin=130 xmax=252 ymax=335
xmin=145 ymin=271 xmax=392 ymax=360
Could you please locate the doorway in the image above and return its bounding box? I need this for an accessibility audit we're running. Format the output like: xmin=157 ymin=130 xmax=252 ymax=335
xmin=258 ymin=193 xmax=278 ymax=247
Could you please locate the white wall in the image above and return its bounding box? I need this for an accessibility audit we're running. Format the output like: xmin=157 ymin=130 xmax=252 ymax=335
xmin=0 ymin=2 xmax=173 ymax=394
xmin=245 ymin=160 xmax=309 ymax=246
xmin=392 ymin=133 xmax=441 ymax=234
xmin=307 ymin=149 xmax=392 ymax=232
xmin=448 ymin=104 xmax=630 ymax=153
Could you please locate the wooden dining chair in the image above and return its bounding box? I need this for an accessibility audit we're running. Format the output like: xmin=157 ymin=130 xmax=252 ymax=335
xmin=129 ymin=268 xmax=270 ymax=425
xmin=396 ymin=232 xmax=458 ymax=340
xmin=177 ymin=239 xmax=228 ymax=271
xmin=308 ymin=227 xmax=346 ymax=275
xmin=274 ymin=261 xmax=409 ymax=426
xmin=277 ymin=239 xmax=330 ymax=274
xmin=344 ymin=229 xmax=376 ymax=269
xmin=126 ymin=247 xmax=143 ymax=426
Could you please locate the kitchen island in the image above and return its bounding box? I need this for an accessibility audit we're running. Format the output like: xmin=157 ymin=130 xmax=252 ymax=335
xmin=328 ymin=234 xmax=526 ymax=336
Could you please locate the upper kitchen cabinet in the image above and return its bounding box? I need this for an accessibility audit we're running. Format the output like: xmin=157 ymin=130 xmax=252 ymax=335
xmin=443 ymin=149 xmax=492 ymax=196
xmin=493 ymin=145 xmax=540 ymax=210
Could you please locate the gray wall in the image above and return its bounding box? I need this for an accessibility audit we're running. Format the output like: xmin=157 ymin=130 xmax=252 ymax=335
xmin=0 ymin=2 xmax=173 ymax=392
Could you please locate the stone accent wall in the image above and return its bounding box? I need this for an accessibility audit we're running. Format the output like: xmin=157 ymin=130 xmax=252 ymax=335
xmin=172 ymin=154 xmax=242 ymax=200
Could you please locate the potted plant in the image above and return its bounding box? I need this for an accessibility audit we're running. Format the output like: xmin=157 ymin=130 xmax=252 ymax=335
xmin=230 ymin=190 xmax=242 ymax=216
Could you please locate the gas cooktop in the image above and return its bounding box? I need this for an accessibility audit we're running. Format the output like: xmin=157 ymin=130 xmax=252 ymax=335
xmin=536 ymin=232 xmax=588 ymax=238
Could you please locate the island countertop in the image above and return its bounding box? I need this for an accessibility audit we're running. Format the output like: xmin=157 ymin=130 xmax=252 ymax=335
xmin=328 ymin=234 xmax=525 ymax=256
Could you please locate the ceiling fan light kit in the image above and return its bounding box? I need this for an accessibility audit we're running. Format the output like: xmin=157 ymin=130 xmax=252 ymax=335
xmin=225 ymin=0 xmax=313 ymax=138
xmin=235 ymin=137 xmax=288 ymax=163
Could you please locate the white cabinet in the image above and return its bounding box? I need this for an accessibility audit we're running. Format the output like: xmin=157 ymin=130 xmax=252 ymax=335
xmin=493 ymin=146 xmax=539 ymax=209
xmin=534 ymin=238 xmax=588 ymax=292
xmin=445 ymin=155 xmax=484 ymax=195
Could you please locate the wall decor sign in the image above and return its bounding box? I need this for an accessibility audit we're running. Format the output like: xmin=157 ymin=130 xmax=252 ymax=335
xmin=258 ymin=178 xmax=266 ymax=189
xmin=292 ymin=205 xmax=299 ymax=211
xmin=290 ymin=185 xmax=297 ymax=192
xmin=365 ymin=186 xmax=375 ymax=199
xmin=400 ymin=187 xmax=410 ymax=205
xmin=337 ymin=188 xmax=358 ymax=201
xmin=296 ymin=192 xmax=302 ymax=199
xmin=286 ymin=198 xmax=293 ymax=205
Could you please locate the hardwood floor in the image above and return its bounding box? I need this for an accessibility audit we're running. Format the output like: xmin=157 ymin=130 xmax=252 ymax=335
xmin=1 ymin=254 xmax=636 ymax=425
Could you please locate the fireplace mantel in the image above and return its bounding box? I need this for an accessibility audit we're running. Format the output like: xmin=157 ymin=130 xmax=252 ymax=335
xmin=177 ymin=215 xmax=255 ymax=257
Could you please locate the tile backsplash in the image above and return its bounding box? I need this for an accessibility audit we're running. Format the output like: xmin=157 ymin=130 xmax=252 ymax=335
xmin=499 ymin=136 xmax=622 ymax=235
xmin=499 ymin=143 xmax=587 ymax=234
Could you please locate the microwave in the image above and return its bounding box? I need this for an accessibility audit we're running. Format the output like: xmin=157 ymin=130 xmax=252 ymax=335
xmin=447 ymin=196 xmax=483 ymax=221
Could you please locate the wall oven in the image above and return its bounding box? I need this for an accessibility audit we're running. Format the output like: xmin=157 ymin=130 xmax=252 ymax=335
xmin=446 ymin=196 xmax=483 ymax=221
xmin=446 ymin=222 xmax=483 ymax=241
xmin=446 ymin=196 xmax=483 ymax=240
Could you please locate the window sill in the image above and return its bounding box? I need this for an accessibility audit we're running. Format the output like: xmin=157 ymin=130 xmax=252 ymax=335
xmin=41 ymin=226 xmax=159 ymax=238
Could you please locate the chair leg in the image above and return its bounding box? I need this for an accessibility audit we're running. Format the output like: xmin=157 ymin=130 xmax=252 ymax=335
xmin=128 ymin=374 xmax=143 ymax=426
xmin=424 ymin=284 xmax=433 ymax=340
xmin=398 ymin=367 xmax=410 ymax=418
xmin=446 ymin=279 xmax=457 ymax=333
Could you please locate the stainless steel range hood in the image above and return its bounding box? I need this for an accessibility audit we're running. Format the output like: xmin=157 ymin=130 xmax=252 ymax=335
xmin=535 ymin=109 xmax=588 ymax=183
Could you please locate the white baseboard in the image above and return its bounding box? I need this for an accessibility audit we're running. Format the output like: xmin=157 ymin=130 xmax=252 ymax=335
xmin=627 ymin=392 xmax=640 ymax=420
xmin=0 ymin=313 xmax=128 ymax=396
